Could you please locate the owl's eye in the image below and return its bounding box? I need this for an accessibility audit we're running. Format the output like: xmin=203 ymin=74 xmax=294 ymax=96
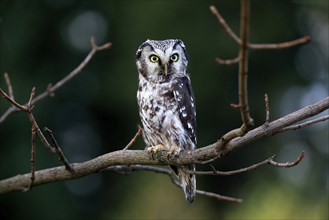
xmin=170 ymin=54 xmax=179 ymax=62
xmin=149 ymin=55 xmax=159 ymax=63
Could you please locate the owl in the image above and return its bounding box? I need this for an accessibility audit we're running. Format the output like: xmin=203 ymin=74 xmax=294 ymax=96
xmin=136 ymin=39 xmax=197 ymax=204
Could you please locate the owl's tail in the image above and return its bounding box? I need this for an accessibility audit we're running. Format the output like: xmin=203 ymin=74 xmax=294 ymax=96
xmin=173 ymin=164 xmax=196 ymax=204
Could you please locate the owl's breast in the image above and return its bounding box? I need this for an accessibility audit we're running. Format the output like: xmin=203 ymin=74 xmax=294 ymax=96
xmin=137 ymin=81 xmax=176 ymax=124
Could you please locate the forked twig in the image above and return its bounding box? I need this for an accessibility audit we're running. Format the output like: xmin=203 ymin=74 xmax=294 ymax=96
xmin=268 ymin=151 xmax=305 ymax=168
xmin=210 ymin=5 xmax=311 ymax=50
xmin=186 ymin=151 xmax=304 ymax=176
xmin=0 ymin=88 xmax=75 ymax=176
xmin=0 ymin=88 xmax=30 ymax=112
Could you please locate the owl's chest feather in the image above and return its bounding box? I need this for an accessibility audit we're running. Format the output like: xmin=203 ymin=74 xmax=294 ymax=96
xmin=137 ymin=80 xmax=177 ymax=129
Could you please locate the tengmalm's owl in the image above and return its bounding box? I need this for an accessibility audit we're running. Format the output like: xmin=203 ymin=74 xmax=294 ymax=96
xmin=136 ymin=39 xmax=197 ymax=204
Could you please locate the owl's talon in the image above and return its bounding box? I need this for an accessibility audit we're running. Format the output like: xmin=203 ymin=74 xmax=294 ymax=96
xmin=147 ymin=144 xmax=167 ymax=159
xmin=167 ymin=147 xmax=182 ymax=160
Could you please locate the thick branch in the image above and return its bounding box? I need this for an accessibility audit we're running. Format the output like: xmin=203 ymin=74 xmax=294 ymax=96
xmin=1 ymin=97 xmax=327 ymax=194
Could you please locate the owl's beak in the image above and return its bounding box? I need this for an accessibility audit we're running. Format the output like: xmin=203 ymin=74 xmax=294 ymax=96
xmin=163 ymin=64 xmax=168 ymax=76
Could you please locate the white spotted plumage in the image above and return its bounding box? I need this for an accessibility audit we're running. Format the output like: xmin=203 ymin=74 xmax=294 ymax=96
xmin=136 ymin=39 xmax=197 ymax=204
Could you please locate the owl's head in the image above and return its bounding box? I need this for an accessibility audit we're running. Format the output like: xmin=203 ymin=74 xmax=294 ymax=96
xmin=136 ymin=39 xmax=188 ymax=83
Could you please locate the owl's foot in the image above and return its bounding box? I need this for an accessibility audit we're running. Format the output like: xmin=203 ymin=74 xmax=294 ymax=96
xmin=147 ymin=144 xmax=168 ymax=159
xmin=168 ymin=146 xmax=182 ymax=159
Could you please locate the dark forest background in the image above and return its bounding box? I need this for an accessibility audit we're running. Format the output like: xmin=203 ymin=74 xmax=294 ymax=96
xmin=0 ymin=0 xmax=328 ymax=219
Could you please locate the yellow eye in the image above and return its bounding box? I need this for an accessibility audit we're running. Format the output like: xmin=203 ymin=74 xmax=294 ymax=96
xmin=149 ymin=55 xmax=159 ymax=63
xmin=170 ymin=54 xmax=179 ymax=62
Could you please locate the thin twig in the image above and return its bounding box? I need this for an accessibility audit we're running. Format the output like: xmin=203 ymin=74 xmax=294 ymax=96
xmin=186 ymin=155 xmax=276 ymax=176
xmin=248 ymin=36 xmax=311 ymax=49
xmin=230 ymin=103 xmax=242 ymax=109
xmin=44 ymin=128 xmax=75 ymax=174
xmin=0 ymin=88 xmax=29 ymax=112
xmin=210 ymin=5 xmax=241 ymax=44
xmin=196 ymin=190 xmax=242 ymax=203
xmin=4 ymin=73 xmax=14 ymax=99
xmin=0 ymin=37 xmax=112 ymax=124
xmin=31 ymin=37 xmax=111 ymax=105
xmin=265 ymin=93 xmax=270 ymax=124
xmin=278 ymin=115 xmax=329 ymax=133
xmin=24 ymin=123 xmax=37 ymax=192
xmin=215 ymin=56 xmax=240 ymax=65
xmin=27 ymin=87 xmax=36 ymax=109
xmin=268 ymin=151 xmax=305 ymax=168
xmin=27 ymin=113 xmax=55 ymax=153
xmin=123 ymin=127 xmax=142 ymax=150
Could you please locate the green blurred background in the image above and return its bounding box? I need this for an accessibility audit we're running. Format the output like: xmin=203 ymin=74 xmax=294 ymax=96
xmin=0 ymin=0 xmax=328 ymax=219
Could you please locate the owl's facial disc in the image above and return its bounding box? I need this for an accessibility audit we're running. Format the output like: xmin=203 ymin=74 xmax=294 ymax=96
xmin=150 ymin=50 xmax=180 ymax=77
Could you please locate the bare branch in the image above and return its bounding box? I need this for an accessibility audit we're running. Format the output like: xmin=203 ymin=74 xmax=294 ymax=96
xmin=0 ymin=37 xmax=112 ymax=124
xmin=123 ymin=127 xmax=143 ymax=150
xmin=268 ymin=151 xmax=305 ymax=168
xmin=278 ymin=115 xmax=329 ymax=133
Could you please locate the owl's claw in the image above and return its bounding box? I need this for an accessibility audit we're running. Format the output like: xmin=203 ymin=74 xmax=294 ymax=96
xmin=168 ymin=147 xmax=182 ymax=159
xmin=147 ymin=144 xmax=168 ymax=159
xmin=147 ymin=144 xmax=182 ymax=160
